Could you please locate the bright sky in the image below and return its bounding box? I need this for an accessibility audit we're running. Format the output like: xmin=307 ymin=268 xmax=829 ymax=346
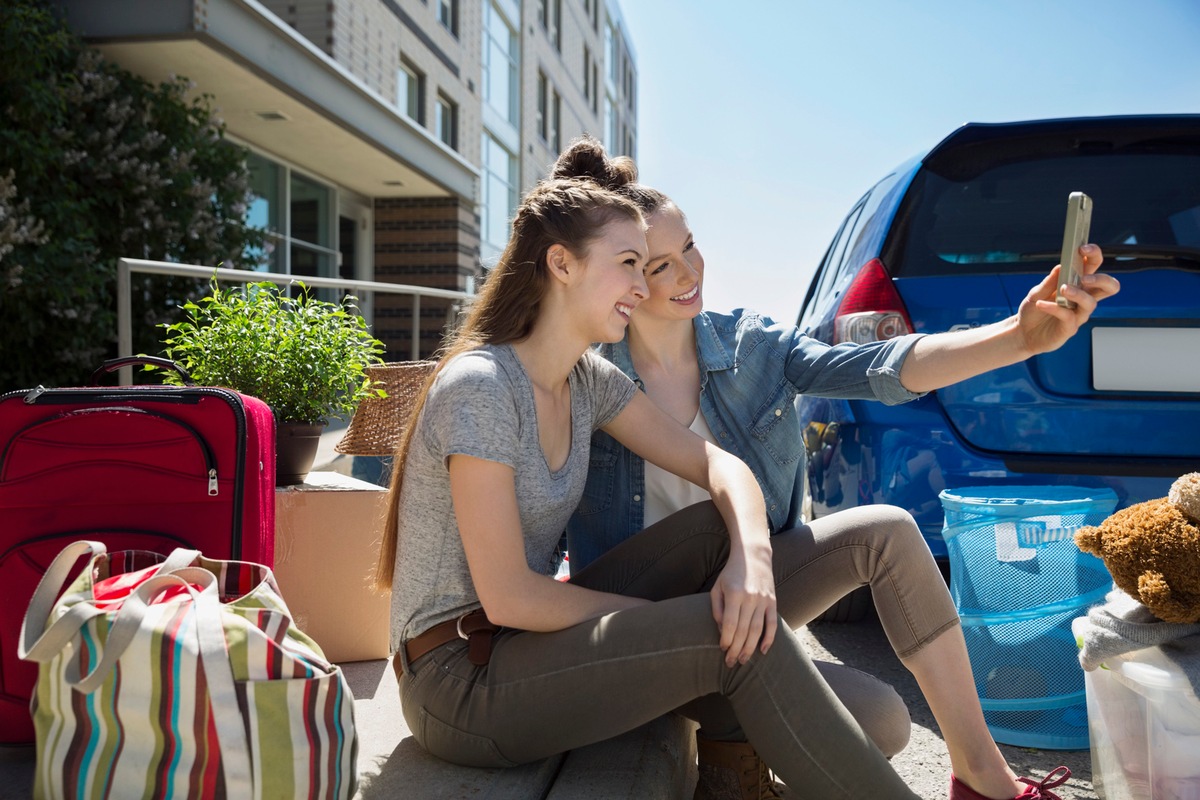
xmin=618 ymin=0 xmax=1200 ymax=323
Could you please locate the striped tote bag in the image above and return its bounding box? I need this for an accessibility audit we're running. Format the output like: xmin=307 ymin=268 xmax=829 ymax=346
xmin=19 ymin=540 xmax=358 ymax=800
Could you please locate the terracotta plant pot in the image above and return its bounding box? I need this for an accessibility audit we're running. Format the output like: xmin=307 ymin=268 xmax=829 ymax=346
xmin=275 ymin=421 xmax=326 ymax=486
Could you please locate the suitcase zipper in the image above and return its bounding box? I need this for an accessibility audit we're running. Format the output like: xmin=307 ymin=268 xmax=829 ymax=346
xmin=9 ymin=386 xmax=251 ymax=554
xmin=0 ymin=406 xmax=220 ymax=496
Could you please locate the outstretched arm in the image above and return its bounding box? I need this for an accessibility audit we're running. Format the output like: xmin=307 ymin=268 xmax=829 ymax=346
xmin=602 ymin=391 xmax=777 ymax=667
xmin=900 ymin=244 xmax=1119 ymax=393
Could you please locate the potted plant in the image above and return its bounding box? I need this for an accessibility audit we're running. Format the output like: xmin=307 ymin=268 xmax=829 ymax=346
xmin=157 ymin=278 xmax=386 ymax=485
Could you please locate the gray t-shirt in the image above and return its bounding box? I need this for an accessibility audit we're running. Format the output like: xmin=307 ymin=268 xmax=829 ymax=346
xmin=389 ymin=343 xmax=637 ymax=647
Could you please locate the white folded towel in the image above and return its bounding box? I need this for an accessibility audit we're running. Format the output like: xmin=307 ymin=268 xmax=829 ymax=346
xmin=1077 ymin=588 xmax=1200 ymax=703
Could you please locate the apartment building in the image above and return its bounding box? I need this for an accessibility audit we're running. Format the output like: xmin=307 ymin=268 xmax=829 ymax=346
xmin=56 ymin=0 xmax=637 ymax=359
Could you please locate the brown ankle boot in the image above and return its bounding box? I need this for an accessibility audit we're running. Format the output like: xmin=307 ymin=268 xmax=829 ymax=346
xmin=694 ymin=735 xmax=786 ymax=800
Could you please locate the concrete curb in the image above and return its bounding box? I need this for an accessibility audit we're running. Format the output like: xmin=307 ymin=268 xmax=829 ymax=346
xmin=0 ymin=658 xmax=695 ymax=800
xmin=549 ymin=714 xmax=697 ymax=800
xmin=344 ymin=658 xmax=697 ymax=799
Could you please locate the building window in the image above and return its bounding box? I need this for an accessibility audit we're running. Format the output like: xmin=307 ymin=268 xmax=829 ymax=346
xmin=589 ymin=0 xmax=599 ymax=31
xmin=244 ymin=151 xmax=339 ymax=284
xmin=624 ymin=57 xmax=634 ymax=106
xmin=605 ymin=95 xmax=616 ymax=151
xmin=398 ymin=58 xmax=425 ymax=124
xmin=537 ymin=71 xmax=548 ymax=141
xmin=605 ymin=20 xmax=616 ymax=87
xmin=583 ymin=46 xmax=592 ymax=105
xmin=245 ymin=153 xmax=283 ymax=272
xmin=538 ymin=0 xmax=561 ymax=50
xmin=550 ymin=88 xmax=561 ymax=154
xmin=550 ymin=0 xmax=562 ymax=50
xmin=538 ymin=74 xmax=560 ymax=151
xmin=438 ymin=0 xmax=458 ymax=37
xmin=436 ymin=92 xmax=458 ymax=150
xmin=483 ymin=2 xmax=519 ymax=125
xmin=289 ymin=171 xmax=336 ymax=283
xmin=592 ymin=62 xmax=599 ymax=114
xmin=481 ymin=132 xmax=518 ymax=252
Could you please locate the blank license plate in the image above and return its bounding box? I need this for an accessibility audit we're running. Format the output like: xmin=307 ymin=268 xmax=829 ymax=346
xmin=1092 ymin=327 xmax=1200 ymax=392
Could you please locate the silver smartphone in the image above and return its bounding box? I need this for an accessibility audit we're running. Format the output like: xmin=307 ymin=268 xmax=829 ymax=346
xmin=1056 ymin=191 xmax=1093 ymax=309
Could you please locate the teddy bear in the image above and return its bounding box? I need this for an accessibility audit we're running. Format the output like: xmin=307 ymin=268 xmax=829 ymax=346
xmin=1074 ymin=472 xmax=1200 ymax=624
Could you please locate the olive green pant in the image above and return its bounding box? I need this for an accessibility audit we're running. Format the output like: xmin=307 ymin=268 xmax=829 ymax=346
xmin=399 ymin=502 xmax=954 ymax=798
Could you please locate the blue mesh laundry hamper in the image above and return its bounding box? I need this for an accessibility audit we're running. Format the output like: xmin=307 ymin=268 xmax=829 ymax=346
xmin=940 ymin=486 xmax=1118 ymax=750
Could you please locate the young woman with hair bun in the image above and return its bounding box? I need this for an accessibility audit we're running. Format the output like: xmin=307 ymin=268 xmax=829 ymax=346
xmin=559 ymin=135 xmax=1117 ymax=800
xmin=377 ymin=176 xmax=926 ymax=799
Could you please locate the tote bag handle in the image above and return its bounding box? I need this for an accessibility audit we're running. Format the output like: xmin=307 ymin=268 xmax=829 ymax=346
xmin=20 ymin=540 xmax=110 ymax=667
xmin=19 ymin=541 xmax=201 ymax=679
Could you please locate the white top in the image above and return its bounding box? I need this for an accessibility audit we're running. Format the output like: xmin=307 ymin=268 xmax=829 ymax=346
xmin=643 ymin=410 xmax=717 ymax=527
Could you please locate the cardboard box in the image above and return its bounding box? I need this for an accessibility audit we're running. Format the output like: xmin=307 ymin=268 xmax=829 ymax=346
xmin=274 ymin=472 xmax=391 ymax=663
xmin=1074 ymin=617 xmax=1200 ymax=800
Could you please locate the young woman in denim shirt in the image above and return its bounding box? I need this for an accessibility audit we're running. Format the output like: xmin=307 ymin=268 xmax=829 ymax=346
xmin=558 ymin=137 xmax=1117 ymax=800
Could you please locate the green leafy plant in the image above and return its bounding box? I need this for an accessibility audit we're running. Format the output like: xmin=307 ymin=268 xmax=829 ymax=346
xmin=160 ymin=279 xmax=386 ymax=425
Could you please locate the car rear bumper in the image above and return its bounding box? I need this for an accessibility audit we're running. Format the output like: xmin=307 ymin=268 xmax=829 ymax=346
xmin=803 ymin=411 xmax=1189 ymax=560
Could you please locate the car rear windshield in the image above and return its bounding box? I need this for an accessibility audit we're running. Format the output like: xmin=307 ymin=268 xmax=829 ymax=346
xmin=887 ymin=151 xmax=1200 ymax=277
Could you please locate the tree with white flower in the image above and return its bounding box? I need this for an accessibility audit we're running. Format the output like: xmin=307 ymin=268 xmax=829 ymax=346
xmin=0 ymin=0 xmax=267 ymax=390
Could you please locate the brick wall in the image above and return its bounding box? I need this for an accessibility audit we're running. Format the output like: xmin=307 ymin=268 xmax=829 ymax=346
xmin=373 ymin=197 xmax=480 ymax=360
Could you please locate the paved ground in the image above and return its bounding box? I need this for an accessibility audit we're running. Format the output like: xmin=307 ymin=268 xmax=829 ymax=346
xmin=797 ymin=614 xmax=1099 ymax=800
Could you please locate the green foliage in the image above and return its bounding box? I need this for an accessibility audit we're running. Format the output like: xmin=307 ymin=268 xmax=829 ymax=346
xmin=160 ymin=280 xmax=386 ymax=424
xmin=0 ymin=0 xmax=265 ymax=391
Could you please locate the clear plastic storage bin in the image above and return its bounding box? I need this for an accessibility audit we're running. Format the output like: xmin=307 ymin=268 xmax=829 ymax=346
xmin=1073 ymin=617 xmax=1200 ymax=800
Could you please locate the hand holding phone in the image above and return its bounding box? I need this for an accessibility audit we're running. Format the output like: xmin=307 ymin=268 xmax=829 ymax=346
xmin=1056 ymin=191 xmax=1093 ymax=309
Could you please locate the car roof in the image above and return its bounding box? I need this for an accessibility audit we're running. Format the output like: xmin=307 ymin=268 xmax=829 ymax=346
xmin=920 ymin=114 xmax=1200 ymax=181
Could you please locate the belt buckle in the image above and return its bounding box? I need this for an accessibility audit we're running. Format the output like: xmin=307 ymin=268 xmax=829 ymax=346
xmin=456 ymin=612 xmax=472 ymax=641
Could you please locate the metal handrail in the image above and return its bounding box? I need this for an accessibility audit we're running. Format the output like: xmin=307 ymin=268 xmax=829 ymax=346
xmin=116 ymin=258 xmax=473 ymax=385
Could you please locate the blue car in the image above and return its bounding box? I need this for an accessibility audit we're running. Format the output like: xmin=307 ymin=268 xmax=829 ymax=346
xmin=796 ymin=114 xmax=1200 ymax=571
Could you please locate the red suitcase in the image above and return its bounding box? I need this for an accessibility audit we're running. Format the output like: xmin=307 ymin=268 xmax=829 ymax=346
xmin=0 ymin=357 xmax=275 ymax=744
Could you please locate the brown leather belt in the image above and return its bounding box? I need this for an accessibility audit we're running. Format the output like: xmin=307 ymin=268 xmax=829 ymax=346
xmin=395 ymin=609 xmax=499 ymax=677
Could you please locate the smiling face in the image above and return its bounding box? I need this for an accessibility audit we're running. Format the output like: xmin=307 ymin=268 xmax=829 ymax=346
xmin=636 ymin=205 xmax=705 ymax=324
xmin=566 ymin=216 xmax=649 ymax=343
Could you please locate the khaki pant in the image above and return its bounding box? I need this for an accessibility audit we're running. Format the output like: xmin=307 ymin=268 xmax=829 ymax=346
xmin=399 ymin=502 xmax=953 ymax=798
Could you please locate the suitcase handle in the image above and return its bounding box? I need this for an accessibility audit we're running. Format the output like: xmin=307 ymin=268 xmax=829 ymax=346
xmin=91 ymin=356 xmax=197 ymax=386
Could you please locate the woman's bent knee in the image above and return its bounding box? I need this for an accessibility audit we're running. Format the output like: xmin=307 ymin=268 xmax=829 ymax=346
xmin=814 ymin=661 xmax=912 ymax=758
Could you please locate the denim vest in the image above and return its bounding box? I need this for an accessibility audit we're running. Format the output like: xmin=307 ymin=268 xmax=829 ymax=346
xmin=565 ymin=310 xmax=924 ymax=571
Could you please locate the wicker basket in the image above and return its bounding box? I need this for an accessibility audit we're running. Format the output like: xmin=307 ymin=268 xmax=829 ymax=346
xmin=334 ymin=361 xmax=437 ymax=456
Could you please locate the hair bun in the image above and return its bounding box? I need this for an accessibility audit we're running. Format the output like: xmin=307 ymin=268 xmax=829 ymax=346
xmin=552 ymin=135 xmax=637 ymax=190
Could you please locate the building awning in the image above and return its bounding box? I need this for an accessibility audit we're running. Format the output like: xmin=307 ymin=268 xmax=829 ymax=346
xmin=57 ymin=0 xmax=479 ymax=202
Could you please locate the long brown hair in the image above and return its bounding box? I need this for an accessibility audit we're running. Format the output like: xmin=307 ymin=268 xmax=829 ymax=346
xmin=374 ymin=178 xmax=644 ymax=591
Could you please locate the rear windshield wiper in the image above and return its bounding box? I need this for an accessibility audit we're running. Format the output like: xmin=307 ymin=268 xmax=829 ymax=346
xmin=1096 ymin=244 xmax=1200 ymax=265
xmin=1014 ymin=244 xmax=1200 ymax=267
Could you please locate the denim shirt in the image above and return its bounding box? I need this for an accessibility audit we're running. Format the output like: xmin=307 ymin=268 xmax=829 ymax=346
xmin=565 ymin=309 xmax=925 ymax=571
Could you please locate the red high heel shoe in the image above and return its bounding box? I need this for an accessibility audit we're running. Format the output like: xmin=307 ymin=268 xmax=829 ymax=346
xmin=949 ymin=766 xmax=1071 ymax=800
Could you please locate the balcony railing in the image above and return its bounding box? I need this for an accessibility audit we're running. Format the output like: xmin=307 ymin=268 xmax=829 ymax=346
xmin=116 ymin=258 xmax=473 ymax=385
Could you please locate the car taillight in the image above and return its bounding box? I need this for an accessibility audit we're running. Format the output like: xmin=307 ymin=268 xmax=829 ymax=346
xmin=833 ymin=258 xmax=915 ymax=344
